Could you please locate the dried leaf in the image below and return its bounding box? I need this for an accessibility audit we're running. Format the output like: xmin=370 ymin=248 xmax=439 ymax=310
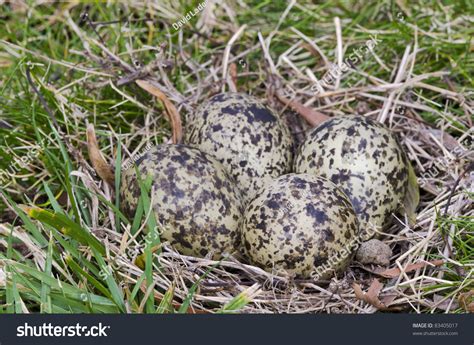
xmin=136 ymin=79 xmax=183 ymax=144
xmin=422 ymin=128 xmax=463 ymax=152
xmin=376 ymin=259 xmax=444 ymax=278
xmin=458 ymin=291 xmax=474 ymax=313
xmin=86 ymin=124 xmax=115 ymax=186
xmin=275 ymin=92 xmax=329 ymax=127
xmin=353 ymin=279 xmax=387 ymax=310
xmin=433 ymin=294 xmax=459 ymax=312
xmin=379 ymin=293 xmax=398 ymax=307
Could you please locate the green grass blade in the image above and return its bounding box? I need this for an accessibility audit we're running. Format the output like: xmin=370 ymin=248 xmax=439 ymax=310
xmin=23 ymin=206 xmax=105 ymax=256
xmin=156 ymin=283 xmax=175 ymax=314
xmin=40 ymin=236 xmax=53 ymax=313
xmin=91 ymin=247 xmax=126 ymax=313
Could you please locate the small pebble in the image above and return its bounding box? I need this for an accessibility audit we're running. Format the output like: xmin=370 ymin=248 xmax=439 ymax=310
xmin=356 ymin=239 xmax=392 ymax=265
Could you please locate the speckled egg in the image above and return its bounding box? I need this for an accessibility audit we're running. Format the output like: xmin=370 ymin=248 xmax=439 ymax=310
xmin=294 ymin=115 xmax=409 ymax=236
xmin=120 ymin=144 xmax=244 ymax=259
xmin=242 ymin=173 xmax=359 ymax=279
xmin=184 ymin=93 xmax=293 ymax=203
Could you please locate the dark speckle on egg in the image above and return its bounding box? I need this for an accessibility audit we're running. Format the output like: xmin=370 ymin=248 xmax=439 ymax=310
xmin=120 ymin=144 xmax=244 ymax=259
xmin=242 ymin=173 xmax=359 ymax=279
xmin=184 ymin=93 xmax=294 ymax=203
xmin=294 ymin=115 xmax=409 ymax=236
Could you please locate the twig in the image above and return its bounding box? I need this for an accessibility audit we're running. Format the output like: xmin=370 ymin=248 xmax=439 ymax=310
xmin=275 ymin=92 xmax=329 ymax=126
xmin=334 ymin=17 xmax=343 ymax=90
xmin=82 ymin=10 xmax=106 ymax=46
xmin=378 ymin=45 xmax=411 ymax=123
xmin=222 ymin=24 xmax=247 ymax=93
xmin=25 ymin=67 xmax=61 ymax=130
xmin=25 ymin=66 xmax=93 ymax=180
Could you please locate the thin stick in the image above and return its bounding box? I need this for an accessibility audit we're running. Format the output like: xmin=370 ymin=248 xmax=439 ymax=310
xmin=222 ymin=24 xmax=247 ymax=93
xmin=334 ymin=17 xmax=343 ymax=89
xmin=378 ymin=45 xmax=411 ymax=123
xmin=25 ymin=67 xmax=60 ymax=130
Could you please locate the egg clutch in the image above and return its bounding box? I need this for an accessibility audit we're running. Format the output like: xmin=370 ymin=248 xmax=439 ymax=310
xmin=120 ymin=93 xmax=411 ymax=279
